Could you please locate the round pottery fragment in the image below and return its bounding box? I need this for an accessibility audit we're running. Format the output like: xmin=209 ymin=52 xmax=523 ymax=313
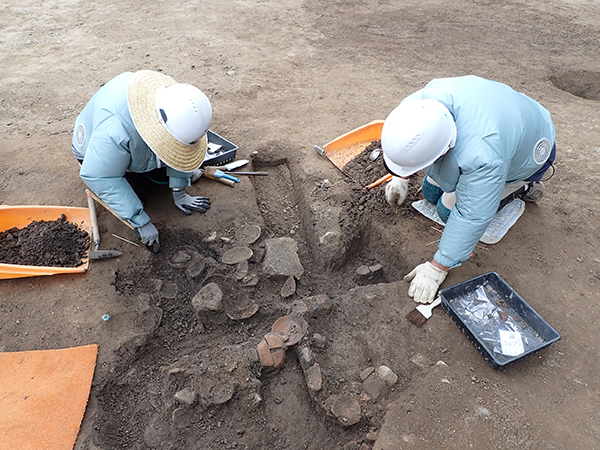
xmin=221 ymin=246 xmax=253 ymax=265
xmin=209 ymin=383 xmax=235 ymax=405
xmin=290 ymin=300 xmax=308 ymax=315
xmin=269 ymin=348 xmax=286 ymax=369
xmin=234 ymin=260 xmax=249 ymax=280
xmin=221 ymin=284 xmax=260 ymax=320
xmin=235 ymin=224 xmax=262 ymax=245
xmin=225 ymin=299 xmax=259 ymax=321
xmin=331 ymin=396 xmax=361 ymax=426
xmin=256 ymin=339 xmax=272 ymax=366
xmin=271 ymin=314 xmax=307 ymax=346
xmin=168 ymin=250 xmax=192 ymax=268
xmin=264 ymin=331 xmax=286 ymax=349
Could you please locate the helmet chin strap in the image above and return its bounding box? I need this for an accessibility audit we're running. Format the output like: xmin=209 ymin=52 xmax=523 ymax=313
xmin=448 ymin=121 xmax=457 ymax=148
xmin=440 ymin=125 xmax=456 ymax=157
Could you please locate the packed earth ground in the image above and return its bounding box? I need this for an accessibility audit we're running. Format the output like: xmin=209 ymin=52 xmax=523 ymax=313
xmin=1 ymin=0 xmax=600 ymax=449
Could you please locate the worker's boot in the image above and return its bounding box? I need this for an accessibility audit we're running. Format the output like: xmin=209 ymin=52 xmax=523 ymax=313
xmin=521 ymin=181 xmax=544 ymax=202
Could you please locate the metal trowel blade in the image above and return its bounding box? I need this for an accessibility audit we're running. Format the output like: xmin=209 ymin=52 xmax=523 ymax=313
xmin=89 ymin=250 xmax=124 ymax=260
xmin=223 ymin=159 xmax=249 ymax=171
xmin=313 ymin=145 xmax=325 ymax=156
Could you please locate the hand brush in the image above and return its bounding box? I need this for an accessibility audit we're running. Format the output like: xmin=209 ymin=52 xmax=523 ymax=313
xmin=202 ymin=166 xmax=240 ymax=183
xmin=406 ymin=296 xmax=442 ymax=327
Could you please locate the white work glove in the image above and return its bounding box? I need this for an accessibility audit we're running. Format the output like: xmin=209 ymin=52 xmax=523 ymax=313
xmin=404 ymin=261 xmax=448 ymax=304
xmin=172 ymin=189 xmax=211 ymax=215
xmin=385 ymin=177 xmax=409 ymax=208
xmin=134 ymin=222 xmax=160 ymax=253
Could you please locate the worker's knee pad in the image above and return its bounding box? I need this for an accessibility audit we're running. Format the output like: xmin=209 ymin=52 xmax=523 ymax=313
xmin=436 ymin=192 xmax=455 ymax=223
xmin=422 ymin=176 xmax=443 ymax=204
xmin=436 ymin=199 xmax=451 ymax=223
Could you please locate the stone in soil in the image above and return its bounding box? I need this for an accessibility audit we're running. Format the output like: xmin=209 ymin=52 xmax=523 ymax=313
xmin=262 ymin=237 xmax=304 ymax=278
xmin=192 ymin=282 xmax=224 ymax=312
xmin=280 ymin=275 xmax=296 ymax=297
xmin=174 ymin=387 xmax=197 ymax=406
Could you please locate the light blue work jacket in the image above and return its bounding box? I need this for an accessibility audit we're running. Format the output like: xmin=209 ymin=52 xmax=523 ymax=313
xmin=72 ymin=72 xmax=191 ymax=228
xmin=403 ymin=76 xmax=556 ymax=268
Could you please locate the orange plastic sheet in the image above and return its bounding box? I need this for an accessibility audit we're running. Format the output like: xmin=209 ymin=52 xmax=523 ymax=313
xmin=0 ymin=206 xmax=92 ymax=279
xmin=322 ymin=120 xmax=384 ymax=175
xmin=0 ymin=344 xmax=98 ymax=450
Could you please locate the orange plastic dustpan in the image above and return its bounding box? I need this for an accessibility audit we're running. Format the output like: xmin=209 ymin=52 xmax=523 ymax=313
xmin=321 ymin=120 xmax=384 ymax=178
xmin=0 ymin=205 xmax=92 ymax=279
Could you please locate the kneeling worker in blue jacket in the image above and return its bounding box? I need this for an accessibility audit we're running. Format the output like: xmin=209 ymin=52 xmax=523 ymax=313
xmin=381 ymin=76 xmax=556 ymax=304
xmin=72 ymin=70 xmax=213 ymax=252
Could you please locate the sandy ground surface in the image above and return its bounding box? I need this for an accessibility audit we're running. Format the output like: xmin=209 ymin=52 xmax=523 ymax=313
xmin=2 ymin=0 xmax=600 ymax=449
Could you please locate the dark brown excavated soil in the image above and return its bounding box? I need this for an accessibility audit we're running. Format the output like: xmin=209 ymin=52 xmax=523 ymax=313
xmin=0 ymin=214 xmax=90 ymax=267
xmin=340 ymin=141 xmax=424 ymax=224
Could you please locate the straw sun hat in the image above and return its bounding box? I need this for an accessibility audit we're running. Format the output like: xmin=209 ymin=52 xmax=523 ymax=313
xmin=127 ymin=70 xmax=208 ymax=173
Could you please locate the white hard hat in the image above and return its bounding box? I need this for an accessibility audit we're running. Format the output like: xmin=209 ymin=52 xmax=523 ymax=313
xmin=155 ymin=83 xmax=212 ymax=146
xmin=381 ymin=99 xmax=457 ymax=177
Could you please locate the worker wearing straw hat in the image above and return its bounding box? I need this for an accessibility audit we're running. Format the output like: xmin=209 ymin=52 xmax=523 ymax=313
xmin=72 ymin=70 xmax=213 ymax=252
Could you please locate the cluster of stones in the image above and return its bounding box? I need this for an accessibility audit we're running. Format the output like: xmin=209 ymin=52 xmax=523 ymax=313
xmin=253 ymin=292 xmax=399 ymax=428
xmin=157 ymin=222 xmax=400 ymax=436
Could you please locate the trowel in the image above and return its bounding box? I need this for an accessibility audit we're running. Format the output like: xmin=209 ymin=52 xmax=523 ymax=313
xmin=86 ymin=189 xmax=158 ymax=253
xmin=86 ymin=190 xmax=123 ymax=260
xmin=222 ymin=159 xmax=249 ymax=171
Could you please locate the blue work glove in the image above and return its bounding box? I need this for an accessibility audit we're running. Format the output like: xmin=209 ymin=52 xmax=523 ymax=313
xmin=134 ymin=222 xmax=160 ymax=253
xmin=172 ymin=189 xmax=211 ymax=215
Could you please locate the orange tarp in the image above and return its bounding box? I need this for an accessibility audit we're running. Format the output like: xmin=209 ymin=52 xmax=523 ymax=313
xmin=0 ymin=344 xmax=98 ymax=450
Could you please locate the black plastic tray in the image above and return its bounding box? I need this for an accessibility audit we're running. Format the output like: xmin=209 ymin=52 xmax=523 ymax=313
xmin=439 ymin=272 xmax=560 ymax=370
xmin=201 ymin=130 xmax=238 ymax=167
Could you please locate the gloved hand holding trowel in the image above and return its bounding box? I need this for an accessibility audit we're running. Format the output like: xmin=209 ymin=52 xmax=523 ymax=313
xmin=384 ymin=176 xmax=409 ymax=208
xmin=380 ymin=76 xmax=556 ymax=303
xmin=72 ymin=70 xmax=215 ymax=252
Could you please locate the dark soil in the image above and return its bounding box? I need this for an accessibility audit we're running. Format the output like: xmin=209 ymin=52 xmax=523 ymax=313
xmin=339 ymin=141 xmax=424 ymax=232
xmin=90 ymin=145 xmax=420 ymax=449
xmin=96 ymin=225 xmax=378 ymax=450
xmin=0 ymin=214 xmax=90 ymax=267
xmin=343 ymin=141 xmax=388 ymax=188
